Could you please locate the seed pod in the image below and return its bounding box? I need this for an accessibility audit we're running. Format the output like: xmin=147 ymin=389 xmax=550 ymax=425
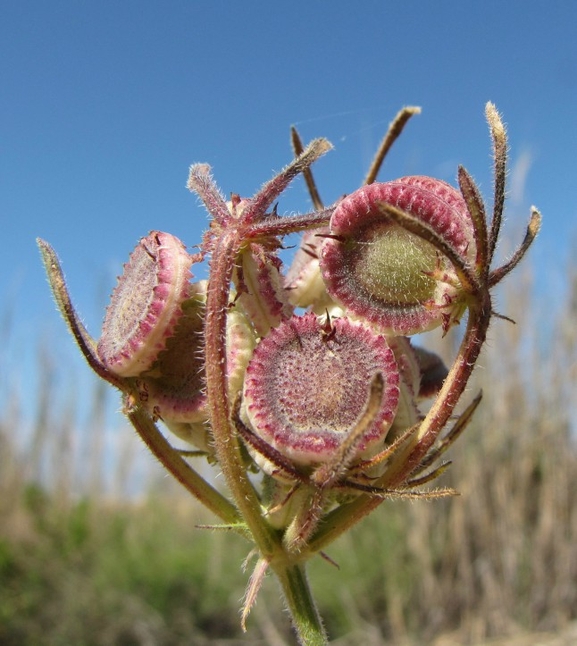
xmin=284 ymin=228 xmax=331 ymax=310
xmin=235 ymin=243 xmax=293 ymax=337
xmin=241 ymin=312 xmax=400 ymax=468
xmin=320 ymin=177 xmax=475 ymax=335
xmin=98 ymin=231 xmax=193 ymax=376
xmin=134 ymin=287 xmax=256 ymax=428
xmin=133 ymin=288 xmax=207 ymax=424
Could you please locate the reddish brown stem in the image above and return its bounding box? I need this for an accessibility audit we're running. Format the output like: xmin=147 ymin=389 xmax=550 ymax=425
xmin=291 ymin=126 xmax=325 ymax=211
xmin=204 ymin=229 xmax=279 ymax=555
xmin=391 ymin=292 xmax=491 ymax=480
xmin=363 ymin=106 xmax=421 ymax=185
xmin=247 ymin=208 xmax=334 ymax=240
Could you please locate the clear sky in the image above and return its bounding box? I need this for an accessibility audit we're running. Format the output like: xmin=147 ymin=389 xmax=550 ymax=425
xmin=2 ymin=1 xmax=576 ymax=424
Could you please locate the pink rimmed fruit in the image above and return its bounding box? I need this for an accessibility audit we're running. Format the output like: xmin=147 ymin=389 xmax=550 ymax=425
xmin=241 ymin=312 xmax=400 ymax=469
xmin=97 ymin=231 xmax=193 ymax=377
xmin=133 ymin=285 xmax=256 ymax=446
xmin=320 ymin=177 xmax=476 ymax=335
xmin=133 ymin=287 xmax=208 ymax=424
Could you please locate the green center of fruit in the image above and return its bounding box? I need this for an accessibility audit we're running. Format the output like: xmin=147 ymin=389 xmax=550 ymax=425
xmin=353 ymin=225 xmax=438 ymax=305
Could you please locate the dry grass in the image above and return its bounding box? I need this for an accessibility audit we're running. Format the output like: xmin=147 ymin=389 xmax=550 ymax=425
xmin=1 ymin=269 xmax=576 ymax=645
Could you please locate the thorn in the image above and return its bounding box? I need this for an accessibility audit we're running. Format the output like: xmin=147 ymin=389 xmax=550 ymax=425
xmin=321 ymin=310 xmax=336 ymax=342
xmin=319 ymin=551 xmax=340 ymax=569
xmin=492 ymin=310 xmax=516 ymax=324
xmin=241 ymin=558 xmax=269 ymax=632
xmin=315 ymin=232 xmax=344 ymax=242
xmin=302 ymin=245 xmax=318 ymax=259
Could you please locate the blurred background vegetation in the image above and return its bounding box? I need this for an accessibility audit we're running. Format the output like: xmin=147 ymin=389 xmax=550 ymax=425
xmin=1 ymin=260 xmax=576 ymax=646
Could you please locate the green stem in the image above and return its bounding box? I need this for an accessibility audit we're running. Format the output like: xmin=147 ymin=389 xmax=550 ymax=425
xmin=128 ymin=407 xmax=241 ymax=526
xmin=272 ymin=561 xmax=327 ymax=646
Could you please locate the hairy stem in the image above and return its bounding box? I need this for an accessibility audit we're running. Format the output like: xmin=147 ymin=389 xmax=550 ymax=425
xmin=387 ymin=293 xmax=491 ymax=478
xmin=272 ymin=561 xmax=328 ymax=646
xmin=128 ymin=407 xmax=241 ymax=526
xmin=363 ymin=106 xmax=421 ymax=185
xmin=204 ymin=230 xmax=280 ymax=555
xmin=241 ymin=139 xmax=332 ymax=225
xmin=247 ymin=208 xmax=333 ymax=240
xmin=291 ymin=126 xmax=325 ymax=211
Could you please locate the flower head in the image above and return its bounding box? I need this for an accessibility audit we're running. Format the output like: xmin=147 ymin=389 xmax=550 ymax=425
xmin=38 ymin=103 xmax=541 ymax=643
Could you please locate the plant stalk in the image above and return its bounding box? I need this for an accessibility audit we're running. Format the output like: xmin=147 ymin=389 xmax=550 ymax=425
xmin=127 ymin=407 xmax=241 ymax=526
xmin=204 ymin=229 xmax=280 ymax=555
xmin=272 ymin=561 xmax=328 ymax=646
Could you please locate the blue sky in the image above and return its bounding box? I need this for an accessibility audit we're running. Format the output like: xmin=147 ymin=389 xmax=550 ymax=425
xmin=1 ymin=1 xmax=576 ymax=425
